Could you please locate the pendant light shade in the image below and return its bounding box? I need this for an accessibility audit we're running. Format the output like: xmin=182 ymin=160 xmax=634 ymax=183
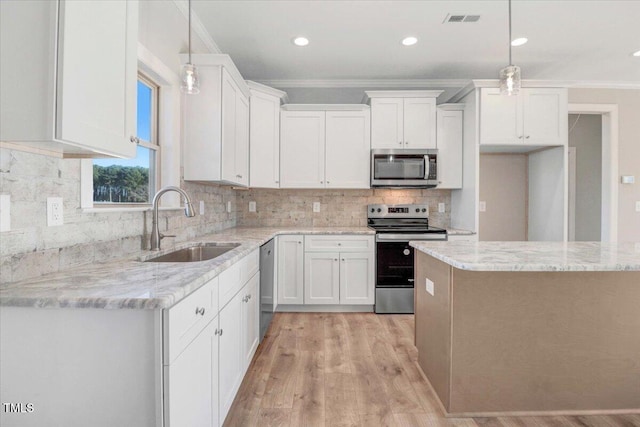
xmin=180 ymin=0 xmax=200 ymax=94
xmin=499 ymin=0 xmax=521 ymax=95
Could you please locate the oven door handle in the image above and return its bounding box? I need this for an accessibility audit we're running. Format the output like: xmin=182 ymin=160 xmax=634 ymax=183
xmin=376 ymin=233 xmax=447 ymax=242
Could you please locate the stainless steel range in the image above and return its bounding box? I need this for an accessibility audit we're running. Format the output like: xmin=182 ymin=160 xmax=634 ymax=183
xmin=368 ymin=204 xmax=447 ymax=314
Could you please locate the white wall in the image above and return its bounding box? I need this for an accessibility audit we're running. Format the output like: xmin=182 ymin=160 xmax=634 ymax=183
xmin=568 ymin=114 xmax=602 ymax=241
xmin=568 ymin=89 xmax=640 ymax=242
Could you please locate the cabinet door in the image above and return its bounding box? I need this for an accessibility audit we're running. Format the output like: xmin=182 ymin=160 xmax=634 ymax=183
xmin=339 ymin=252 xmax=374 ymax=305
xmin=304 ymin=252 xmax=340 ymax=305
xmin=241 ymin=272 xmax=260 ymax=373
xmin=235 ymin=93 xmax=249 ymax=186
xmin=436 ymin=109 xmax=463 ymax=189
xmin=277 ymin=236 xmax=304 ymax=305
xmin=522 ymin=88 xmax=567 ymax=146
xmin=403 ymin=98 xmax=437 ymax=149
xmin=249 ymin=92 xmax=280 ymax=188
xmin=56 ymin=0 xmax=137 ymax=157
xmin=280 ymin=111 xmax=326 ymax=188
xmin=164 ymin=319 xmax=214 ymax=427
xmin=325 ymin=110 xmax=371 ymax=188
xmin=221 ymin=69 xmax=238 ymax=183
xmin=479 ymin=88 xmax=522 ymax=145
xmin=371 ymin=98 xmax=404 ymax=149
xmin=218 ymin=292 xmax=243 ymax=425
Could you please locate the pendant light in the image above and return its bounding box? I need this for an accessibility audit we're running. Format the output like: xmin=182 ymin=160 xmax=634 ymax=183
xmin=180 ymin=0 xmax=200 ymax=94
xmin=499 ymin=0 xmax=521 ymax=96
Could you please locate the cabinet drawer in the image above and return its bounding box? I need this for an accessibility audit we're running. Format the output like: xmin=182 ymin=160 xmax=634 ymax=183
xmin=220 ymin=249 xmax=259 ymax=308
xmin=164 ymin=277 xmax=218 ymax=364
xmin=305 ymin=235 xmax=374 ymax=252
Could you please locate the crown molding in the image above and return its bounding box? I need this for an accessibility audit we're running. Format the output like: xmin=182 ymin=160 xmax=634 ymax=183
xmin=246 ymin=80 xmax=289 ymax=103
xmin=281 ymin=104 xmax=370 ymax=111
xmin=172 ymin=0 xmax=222 ymax=54
xmin=256 ymin=79 xmax=470 ymax=89
xmin=180 ymin=54 xmax=250 ymax=99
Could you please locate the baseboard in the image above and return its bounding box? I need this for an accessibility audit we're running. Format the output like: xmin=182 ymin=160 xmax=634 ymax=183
xmin=275 ymin=304 xmax=373 ymax=313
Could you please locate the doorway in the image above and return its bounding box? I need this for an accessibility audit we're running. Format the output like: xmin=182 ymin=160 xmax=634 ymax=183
xmin=567 ymin=104 xmax=619 ymax=242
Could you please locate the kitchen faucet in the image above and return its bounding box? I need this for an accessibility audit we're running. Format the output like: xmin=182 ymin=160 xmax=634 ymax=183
xmin=150 ymin=186 xmax=196 ymax=251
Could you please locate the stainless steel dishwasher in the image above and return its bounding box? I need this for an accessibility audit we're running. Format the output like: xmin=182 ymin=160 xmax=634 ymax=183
xmin=259 ymin=239 xmax=275 ymax=342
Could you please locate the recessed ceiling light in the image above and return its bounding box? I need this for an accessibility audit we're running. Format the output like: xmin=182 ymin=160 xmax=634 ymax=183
xmin=511 ymin=37 xmax=528 ymax=46
xmin=292 ymin=37 xmax=309 ymax=47
xmin=633 ymin=50 xmax=640 ymax=57
xmin=402 ymin=36 xmax=418 ymax=46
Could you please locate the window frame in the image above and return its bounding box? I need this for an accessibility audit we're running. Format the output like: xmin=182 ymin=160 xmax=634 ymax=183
xmin=80 ymin=43 xmax=182 ymax=212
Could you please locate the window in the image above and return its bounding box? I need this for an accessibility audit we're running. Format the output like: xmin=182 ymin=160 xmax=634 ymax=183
xmin=92 ymin=74 xmax=159 ymax=205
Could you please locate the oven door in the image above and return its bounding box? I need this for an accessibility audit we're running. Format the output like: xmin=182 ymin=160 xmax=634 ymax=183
xmin=376 ymin=241 xmax=414 ymax=288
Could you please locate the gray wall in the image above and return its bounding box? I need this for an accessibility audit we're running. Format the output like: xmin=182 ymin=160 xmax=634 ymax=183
xmin=568 ymin=114 xmax=602 ymax=241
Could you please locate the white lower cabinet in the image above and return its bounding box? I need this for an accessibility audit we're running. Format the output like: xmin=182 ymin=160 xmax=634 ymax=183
xmin=277 ymin=235 xmax=305 ymax=305
xmin=164 ymin=249 xmax=261 ymax=427
xmin=276 ymin=235 xmax=375 ymax=307
xmin=304 ymin=252 xmax=341 ymax=304
xmin=218 ymin=288 xmax=243 ymax=424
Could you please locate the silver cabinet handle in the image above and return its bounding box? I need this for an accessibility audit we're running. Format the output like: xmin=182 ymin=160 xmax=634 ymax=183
xmin=195 ymin=307 xmax=205 ymax=316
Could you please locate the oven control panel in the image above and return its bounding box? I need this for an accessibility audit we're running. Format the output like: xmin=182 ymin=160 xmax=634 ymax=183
xmin=368 ymin=204 xmax=429 ymax=219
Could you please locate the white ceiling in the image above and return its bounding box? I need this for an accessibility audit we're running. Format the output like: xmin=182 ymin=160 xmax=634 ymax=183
xmin=192 ymin=0 xmax=640 ymax=88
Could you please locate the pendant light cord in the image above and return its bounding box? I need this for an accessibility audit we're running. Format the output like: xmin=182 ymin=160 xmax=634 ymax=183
xmin=188 ymin=0 xmax=192 ymax=65
xmin=508 ymin=0 xmax=512 ymax=66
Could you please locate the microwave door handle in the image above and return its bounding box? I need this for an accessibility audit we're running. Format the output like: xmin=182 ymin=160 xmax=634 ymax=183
xmin=424 ymin=155 xmax=430 ymax=179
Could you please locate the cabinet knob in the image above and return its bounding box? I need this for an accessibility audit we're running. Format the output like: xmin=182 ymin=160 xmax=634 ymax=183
xmin=337 ymin=243 xmax=342 ymax=246
xmin=334 ymin=258 xmax=338 ymax=261
xmin=406 ymin=141 xmax=409 ymax=145
xmin=195 ymin=307 xmax=205 ymax=316
xmin=320 ymin=181 xmax=324 ymax=184
xmin=341 ymin=258 xmax=345 ymax=261
xmin=219 ymin=328 xmax=223 ymax=336
xmin=130 ymin=136 xmax=139 ymax=144
xmin=525 ymin=135 xmax=530 ymax=139
xmin=236 ymin=174 xmax=243 ymax=178
xmin=399 ymin=141 xmax=403 ymax=145
xmin=327 ymin=181 xmax=330 ymax=184
xmin=518 ymin=135 xmax=523 ymax=139
xmin=275 ymin=180 xmax=279 ymax=183
xmin=214 ymin=328 xmax=220 ymax=336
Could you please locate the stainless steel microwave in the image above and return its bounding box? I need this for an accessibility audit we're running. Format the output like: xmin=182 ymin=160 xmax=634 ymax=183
xmin=370 ymin=149 xmax=438 ymax=188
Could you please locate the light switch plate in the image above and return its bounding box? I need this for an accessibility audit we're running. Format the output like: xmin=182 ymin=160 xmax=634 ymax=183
xmin=0 ymin=194 xmax=10 ymax=232
xmin=249 ymin=201 xmax=256 ymax=212
xmin=438 ymin=203 xmax=445 ymax=213
xmin=313 ymin=202 xmax=321 ymax=213
xmin=479 ymin=201 xmax=486 ymax=212
xmin=47 ymin=197 xmax=63 ymax=226
xmin=426 ymin=278 xmax=435 ymax=296
xmin=199 ymin=201 xmax=205 ymax=215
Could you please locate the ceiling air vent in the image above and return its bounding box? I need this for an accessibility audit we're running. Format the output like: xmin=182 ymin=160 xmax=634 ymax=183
xmin=444 ymin=14 xmax=481 ymax=23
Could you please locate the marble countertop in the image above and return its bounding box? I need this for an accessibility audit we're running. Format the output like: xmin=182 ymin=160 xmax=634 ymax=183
xmin=446 ymin=228 xmax=475 ymax=236
xmin=410 ymin=241 xmax=640 ymax=272
xmin=0 ymin=227 xmax=374 ymax=310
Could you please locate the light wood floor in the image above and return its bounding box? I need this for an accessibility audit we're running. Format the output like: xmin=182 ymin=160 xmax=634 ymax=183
xmin=224 ymin=313 xmax=640 ymax=427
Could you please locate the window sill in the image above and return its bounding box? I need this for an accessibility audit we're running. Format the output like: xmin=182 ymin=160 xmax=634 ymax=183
xmin=81 ymin=206 xmax=183 ymax=214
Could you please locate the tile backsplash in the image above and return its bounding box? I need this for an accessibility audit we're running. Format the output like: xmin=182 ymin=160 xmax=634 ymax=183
xmin=0 ymin=148 xmax=236 ymax=283
xmin=237 ymin=188 xmax=451 ymax=228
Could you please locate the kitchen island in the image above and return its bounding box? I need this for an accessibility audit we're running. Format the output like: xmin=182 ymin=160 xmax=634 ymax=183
xmin=410 ymin=241 xmax=640 ymax=417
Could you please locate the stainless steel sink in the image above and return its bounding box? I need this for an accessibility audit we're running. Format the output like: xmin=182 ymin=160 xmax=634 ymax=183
xmin=144 ymin=243 xmax=240 ymax=263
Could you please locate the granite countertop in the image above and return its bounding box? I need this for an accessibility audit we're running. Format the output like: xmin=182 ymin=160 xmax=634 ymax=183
xmin=410 ymin=241 xmax=640 ymax=272
xmin=446 ymin=228 xmax=475 ymax=236
xmin=0 ymin=227 xmax=374 ymax=310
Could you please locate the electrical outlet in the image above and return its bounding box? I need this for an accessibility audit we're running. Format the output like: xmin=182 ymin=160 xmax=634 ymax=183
xmin=249 ymin=201 xmax=257 ymax=212
xmin=313 ymin=202 xmax=321 ymax=213
xmin=199 ymin=201 xmax=205 ymax=215
xmin=479 ymin=201 xmax=486 ymax=212
xmin=226 ymin=201 xmax=232 ymax=213
xmin=636 ymin=201 xmax=640 ymax=212
xmin=426 ymin=278 xmax=435 ymax=296
xmin=0 ymin=194 xmax=10 ymax=232
xmin=438 ymin=203 xmax=445 ymax=213
xmin=47 ymin=197 xmax=63 ymax=226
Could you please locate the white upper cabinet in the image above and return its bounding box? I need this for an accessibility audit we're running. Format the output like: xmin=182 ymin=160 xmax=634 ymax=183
xmin=325 ymin=110 xmax=371 ymax=188
xmin=248 ymin=82 xmax=287 ymax=188
xmin=280 ymin=110 xmax=326 ymax=188
xmin=280 ymin=105 xmax=371 ymax=189
xmin=436 ymin=105 xmax=464 ymax=189
xmin=367 ymin=91 xmax=442 ymax=149
xmin=480 ymin=88 xmax=567 ymax=147
xmin=0 ymin=0 xmax=138 ymax=158
xmin=183 ymin=55 xmax=250 ymax=186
